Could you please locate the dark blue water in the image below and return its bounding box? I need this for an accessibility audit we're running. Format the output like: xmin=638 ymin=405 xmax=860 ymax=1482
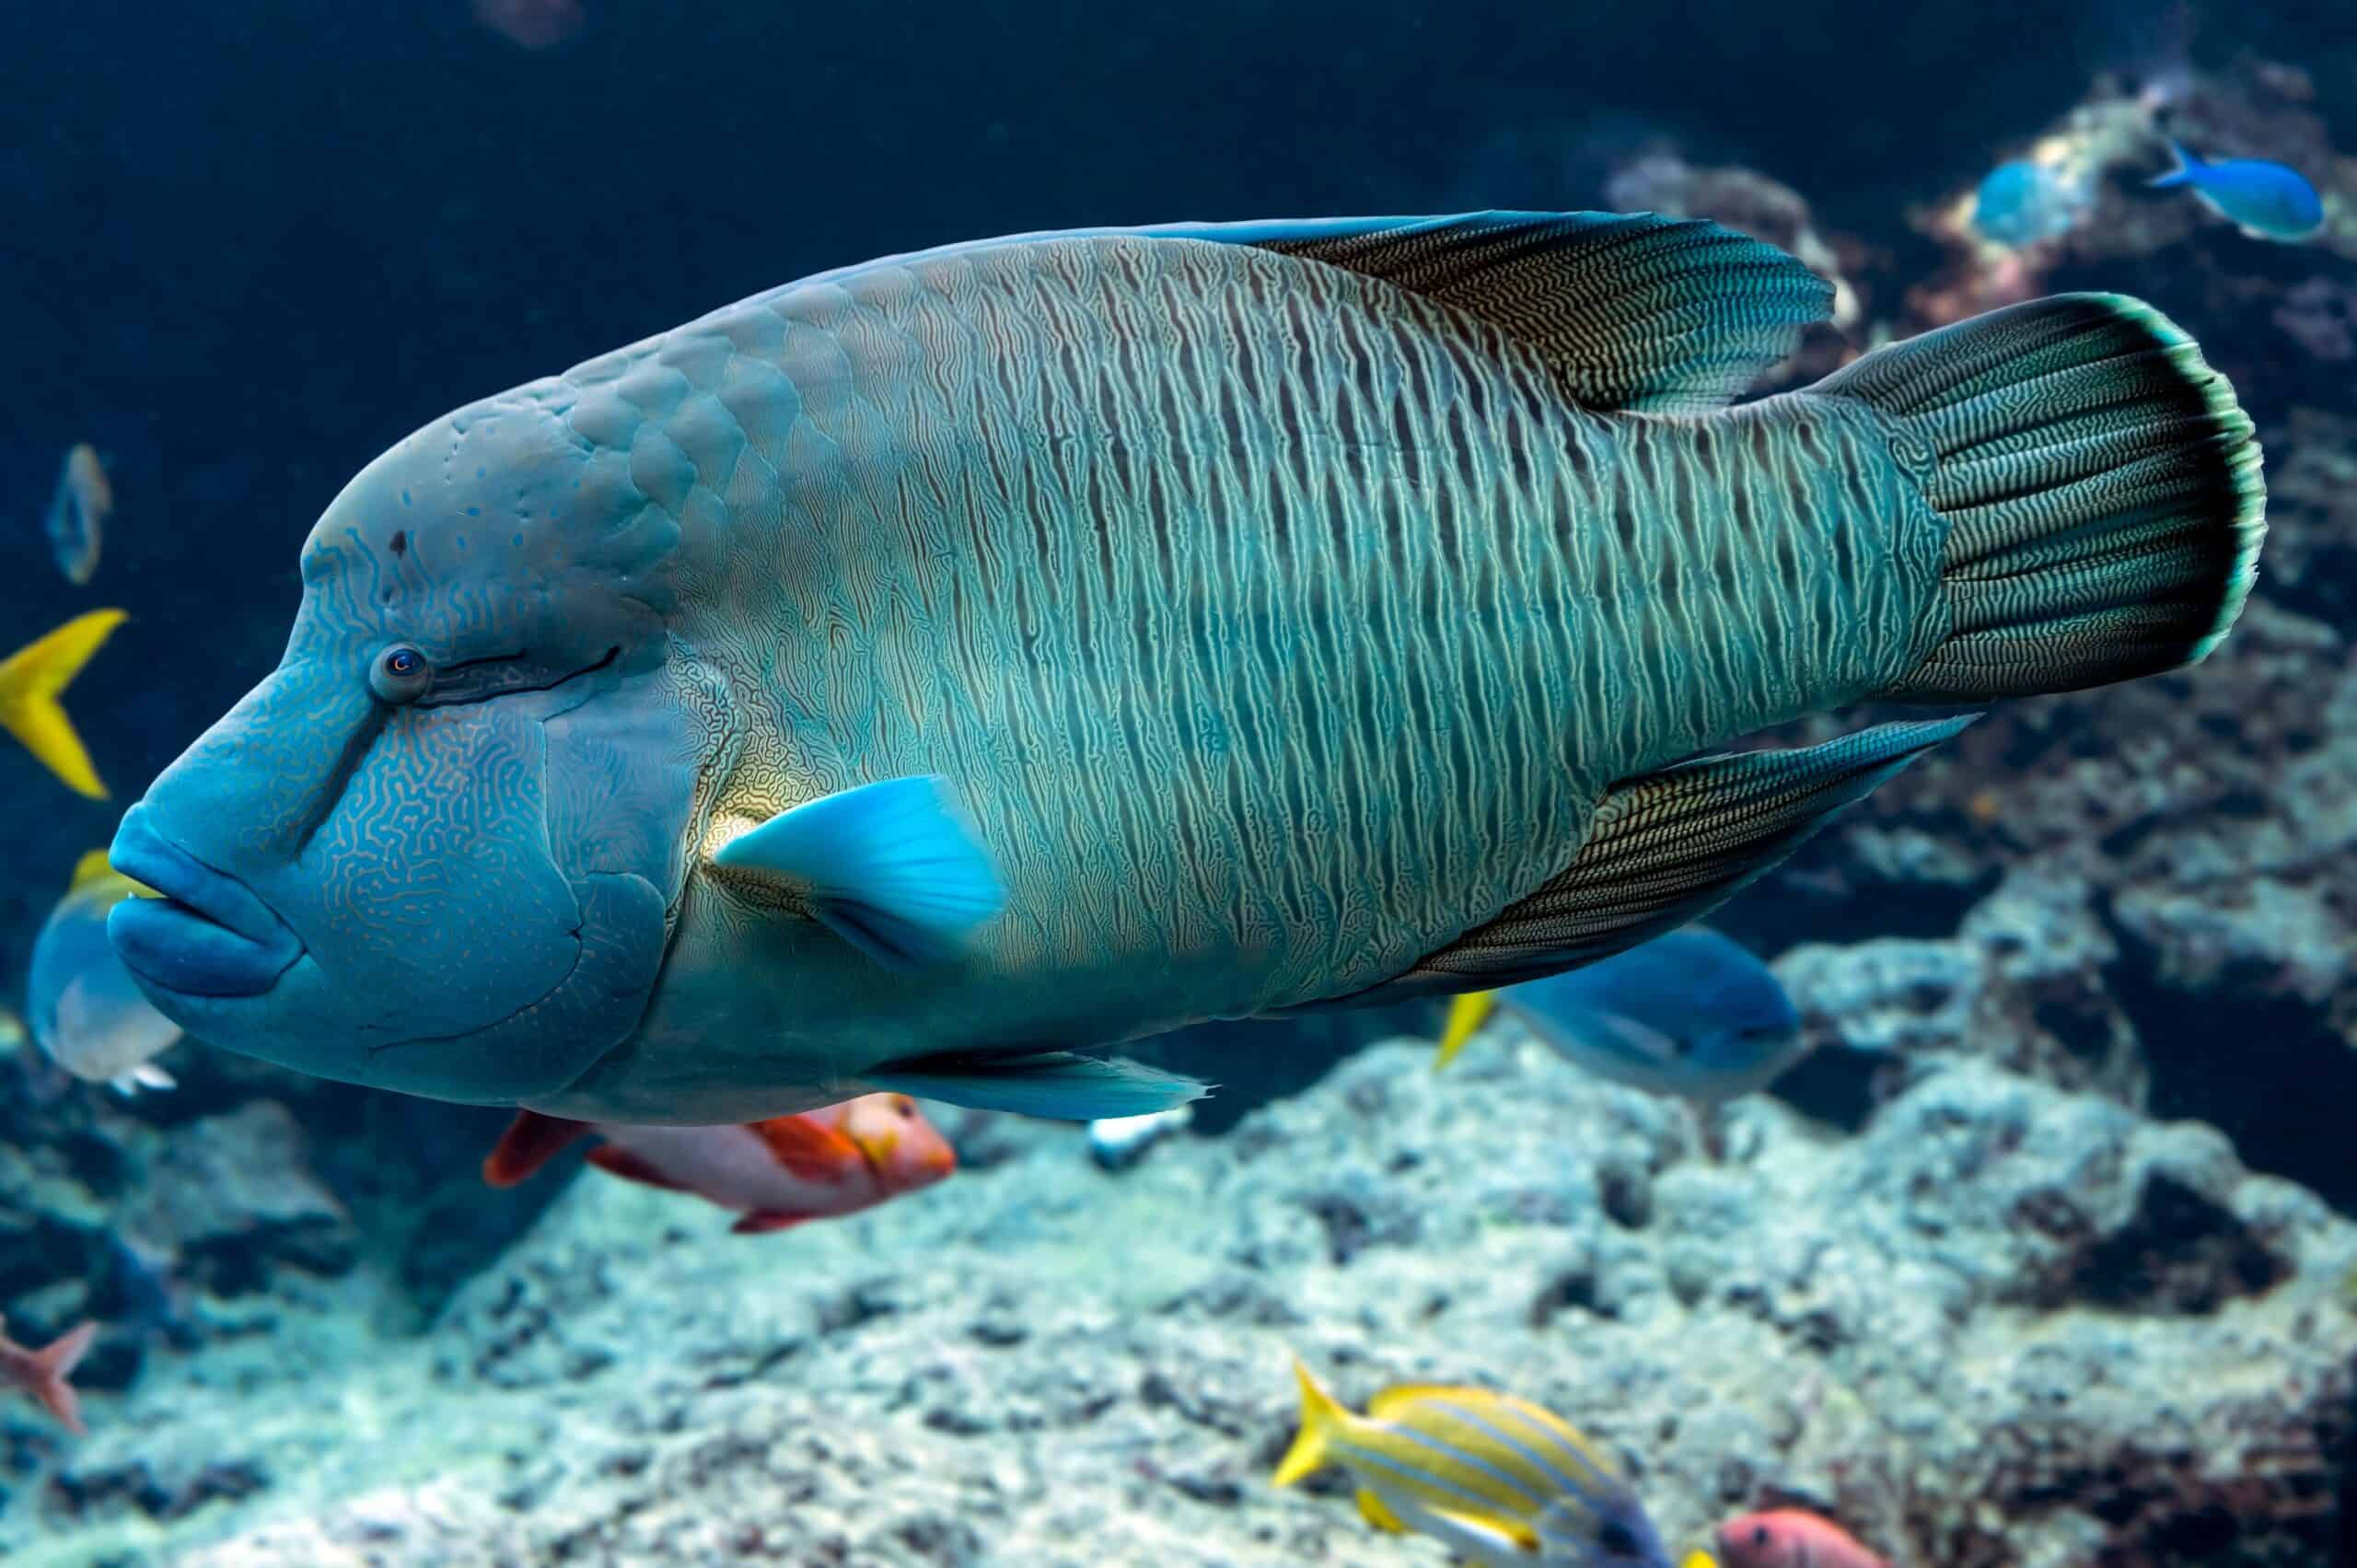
xmin=5 ymin=4 xmax=2354 ymax=1561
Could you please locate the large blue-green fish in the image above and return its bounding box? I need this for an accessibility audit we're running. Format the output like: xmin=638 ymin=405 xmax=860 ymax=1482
xmin=106 ymin=212 xmax=2264 ymax=1123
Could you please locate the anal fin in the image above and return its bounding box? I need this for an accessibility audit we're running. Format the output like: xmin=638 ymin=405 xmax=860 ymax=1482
xmin=730 ymin=1210 xmax=816 ymax=1236
xmin=1329 ymin=716 xmax=1977 ymax=1004
xmin=866 ymin=1050 xmax=1209 ymax=1121
xmin=1357 ymin=1487 xmax=1410 ymax=1533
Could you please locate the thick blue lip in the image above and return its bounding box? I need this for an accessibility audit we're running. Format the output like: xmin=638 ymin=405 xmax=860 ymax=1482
xmin=107 ymin=804 xmax=304 ymax=998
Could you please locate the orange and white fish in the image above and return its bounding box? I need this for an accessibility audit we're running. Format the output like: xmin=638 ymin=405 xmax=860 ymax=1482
xmin=1 ymin=1315 xmax=96 ymax=1436
xmin=1713 ymin=1509 xmax=1887 ymax=1568
xmin=482 ymin=1093 xmax=957 ymax=1234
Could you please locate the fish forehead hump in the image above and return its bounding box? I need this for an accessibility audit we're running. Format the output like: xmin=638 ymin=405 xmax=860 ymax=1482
xmin=295 ymin=381 xmax=680 ymax=660
xmin=578 ymin=229 xmax=1932 ymax=1039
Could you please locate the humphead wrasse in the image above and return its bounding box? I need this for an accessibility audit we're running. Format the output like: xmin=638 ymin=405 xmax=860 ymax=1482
xmin=109 ymin=212 xmax=2264 ymax=1123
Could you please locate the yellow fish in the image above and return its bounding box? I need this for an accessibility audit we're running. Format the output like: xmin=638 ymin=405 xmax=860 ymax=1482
xmin=1436 ymin=990 xmax=1496 ymax=1071
xmin=1274 ymin=1357 xmax=1671 ymax=1566
xmin=29 ymin=850 xmax=180 ymax=1094
xmin=0 ymin=610 xmax=126 ymax=798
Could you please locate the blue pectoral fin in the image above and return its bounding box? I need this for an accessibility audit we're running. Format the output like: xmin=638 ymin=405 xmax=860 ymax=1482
xmin=868 ymin=1050 xmax=1212 ymax=1121
xmin=713 ymin=775 xmax=1005 ymax=970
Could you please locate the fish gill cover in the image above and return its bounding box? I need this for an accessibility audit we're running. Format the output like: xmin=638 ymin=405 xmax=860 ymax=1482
xmin=0 ymin=2 xmax=2354 ymax=1564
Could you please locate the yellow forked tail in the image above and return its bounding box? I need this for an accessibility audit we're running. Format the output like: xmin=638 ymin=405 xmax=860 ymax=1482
xmin=1272 ymin=1357 xmax=1349 ymax=1488
xmin=0 ymin=609 xmax=126 ymax=799
xmin=1433 ymin=991 xmax=1497 ymax=1072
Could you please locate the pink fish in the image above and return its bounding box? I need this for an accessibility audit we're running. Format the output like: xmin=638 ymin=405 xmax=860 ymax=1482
xmin=482 ymin=1094 xmax=957 ymax=1234
xmin=1 ymin=1316 xmax=96 ymax=1436
xmin=1714 ymin=1509 xmax=1887 ymax=1568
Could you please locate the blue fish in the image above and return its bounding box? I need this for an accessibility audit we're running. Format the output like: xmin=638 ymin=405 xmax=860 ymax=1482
xmin=1434 ymin=927 xmax=1803 ymax=1104
xmin=105 ymin=212 xmax=2264 ymax=1126
xmin=1971 ymin=160 xmax=2084 ymax=247
xmin=2148 ymin=141 xmax=2325 ymax=242
xmin=29 ymin=852 xmax=183 ymax=1094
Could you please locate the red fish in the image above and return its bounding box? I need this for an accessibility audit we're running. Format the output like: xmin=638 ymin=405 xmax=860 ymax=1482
xmin=482 ymin=1094 xmax=957 ymax=1234
xmin=1714 ymin=1508 xmax=1887 ymax=1568
xmin=1 ymin=1316 xmax=96 ymax=1436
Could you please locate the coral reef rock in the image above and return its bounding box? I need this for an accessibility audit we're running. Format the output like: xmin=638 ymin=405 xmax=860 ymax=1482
xmin=11 ymin=1040 xmax=2351 ymax=1566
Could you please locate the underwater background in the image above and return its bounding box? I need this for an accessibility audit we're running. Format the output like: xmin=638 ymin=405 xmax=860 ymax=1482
xmin=5 ymin=0 xmax=2356 ymax=1562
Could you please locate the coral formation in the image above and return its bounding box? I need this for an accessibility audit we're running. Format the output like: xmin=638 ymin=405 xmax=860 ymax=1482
xmin=9 ymin=1045 xmax=2351 ymax=1566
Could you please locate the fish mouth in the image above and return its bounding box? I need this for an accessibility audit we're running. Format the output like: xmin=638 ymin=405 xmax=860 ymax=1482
xmin=107 ymin=804 xmax=304 ymax=998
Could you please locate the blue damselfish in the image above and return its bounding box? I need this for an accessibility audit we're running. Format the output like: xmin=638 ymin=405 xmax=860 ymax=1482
xmin=108 ymin=212 xmax=2265 ymax=1123
xmin=1971 ymin=159 xmax=2087 ymax=247
xmin=2148 ymin=140 xmax=2325 ymax=242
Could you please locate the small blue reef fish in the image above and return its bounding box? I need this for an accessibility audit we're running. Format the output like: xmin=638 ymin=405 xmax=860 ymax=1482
xmin=1275 ymin=1358 xmax=1672 ymax=1567
xmin=1971 ymin=160 xmax=2086 ymax=246
xmin=1434 ymin=927 xmax=1804 ymax=1103
xmin=107 ymin=211 xmax=2263 ymax=1125
xmin=2148 ymin=141 xmax=2325 ymax=242
xmin=29 ymin=851 xmax=183 ymax=1093
xmin=44 ymin=443 xmax=110 ymax=587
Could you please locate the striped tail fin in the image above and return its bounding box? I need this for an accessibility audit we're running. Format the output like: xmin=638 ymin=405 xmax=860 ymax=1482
xmin=1812 ymin=294 xmax=2264 ymax=703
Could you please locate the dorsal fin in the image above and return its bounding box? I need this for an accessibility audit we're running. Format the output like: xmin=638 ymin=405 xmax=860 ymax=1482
xmin=1156 ymin=212 xmax=1834 ymax=413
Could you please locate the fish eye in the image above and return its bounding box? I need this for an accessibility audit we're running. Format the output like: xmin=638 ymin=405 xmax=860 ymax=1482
xmin=1751 ymin=1524 xmax=1771 ymax=1546
xmin=1597 ymin=1521 xmax=1640 ymax=1557
xmin=369 ymin=644 xmax=433 ymax=704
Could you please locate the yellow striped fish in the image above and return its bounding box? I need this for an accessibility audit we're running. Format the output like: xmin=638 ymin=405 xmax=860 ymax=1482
xmin=1273 ymin=1358 xmax=1671 ymax=1566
